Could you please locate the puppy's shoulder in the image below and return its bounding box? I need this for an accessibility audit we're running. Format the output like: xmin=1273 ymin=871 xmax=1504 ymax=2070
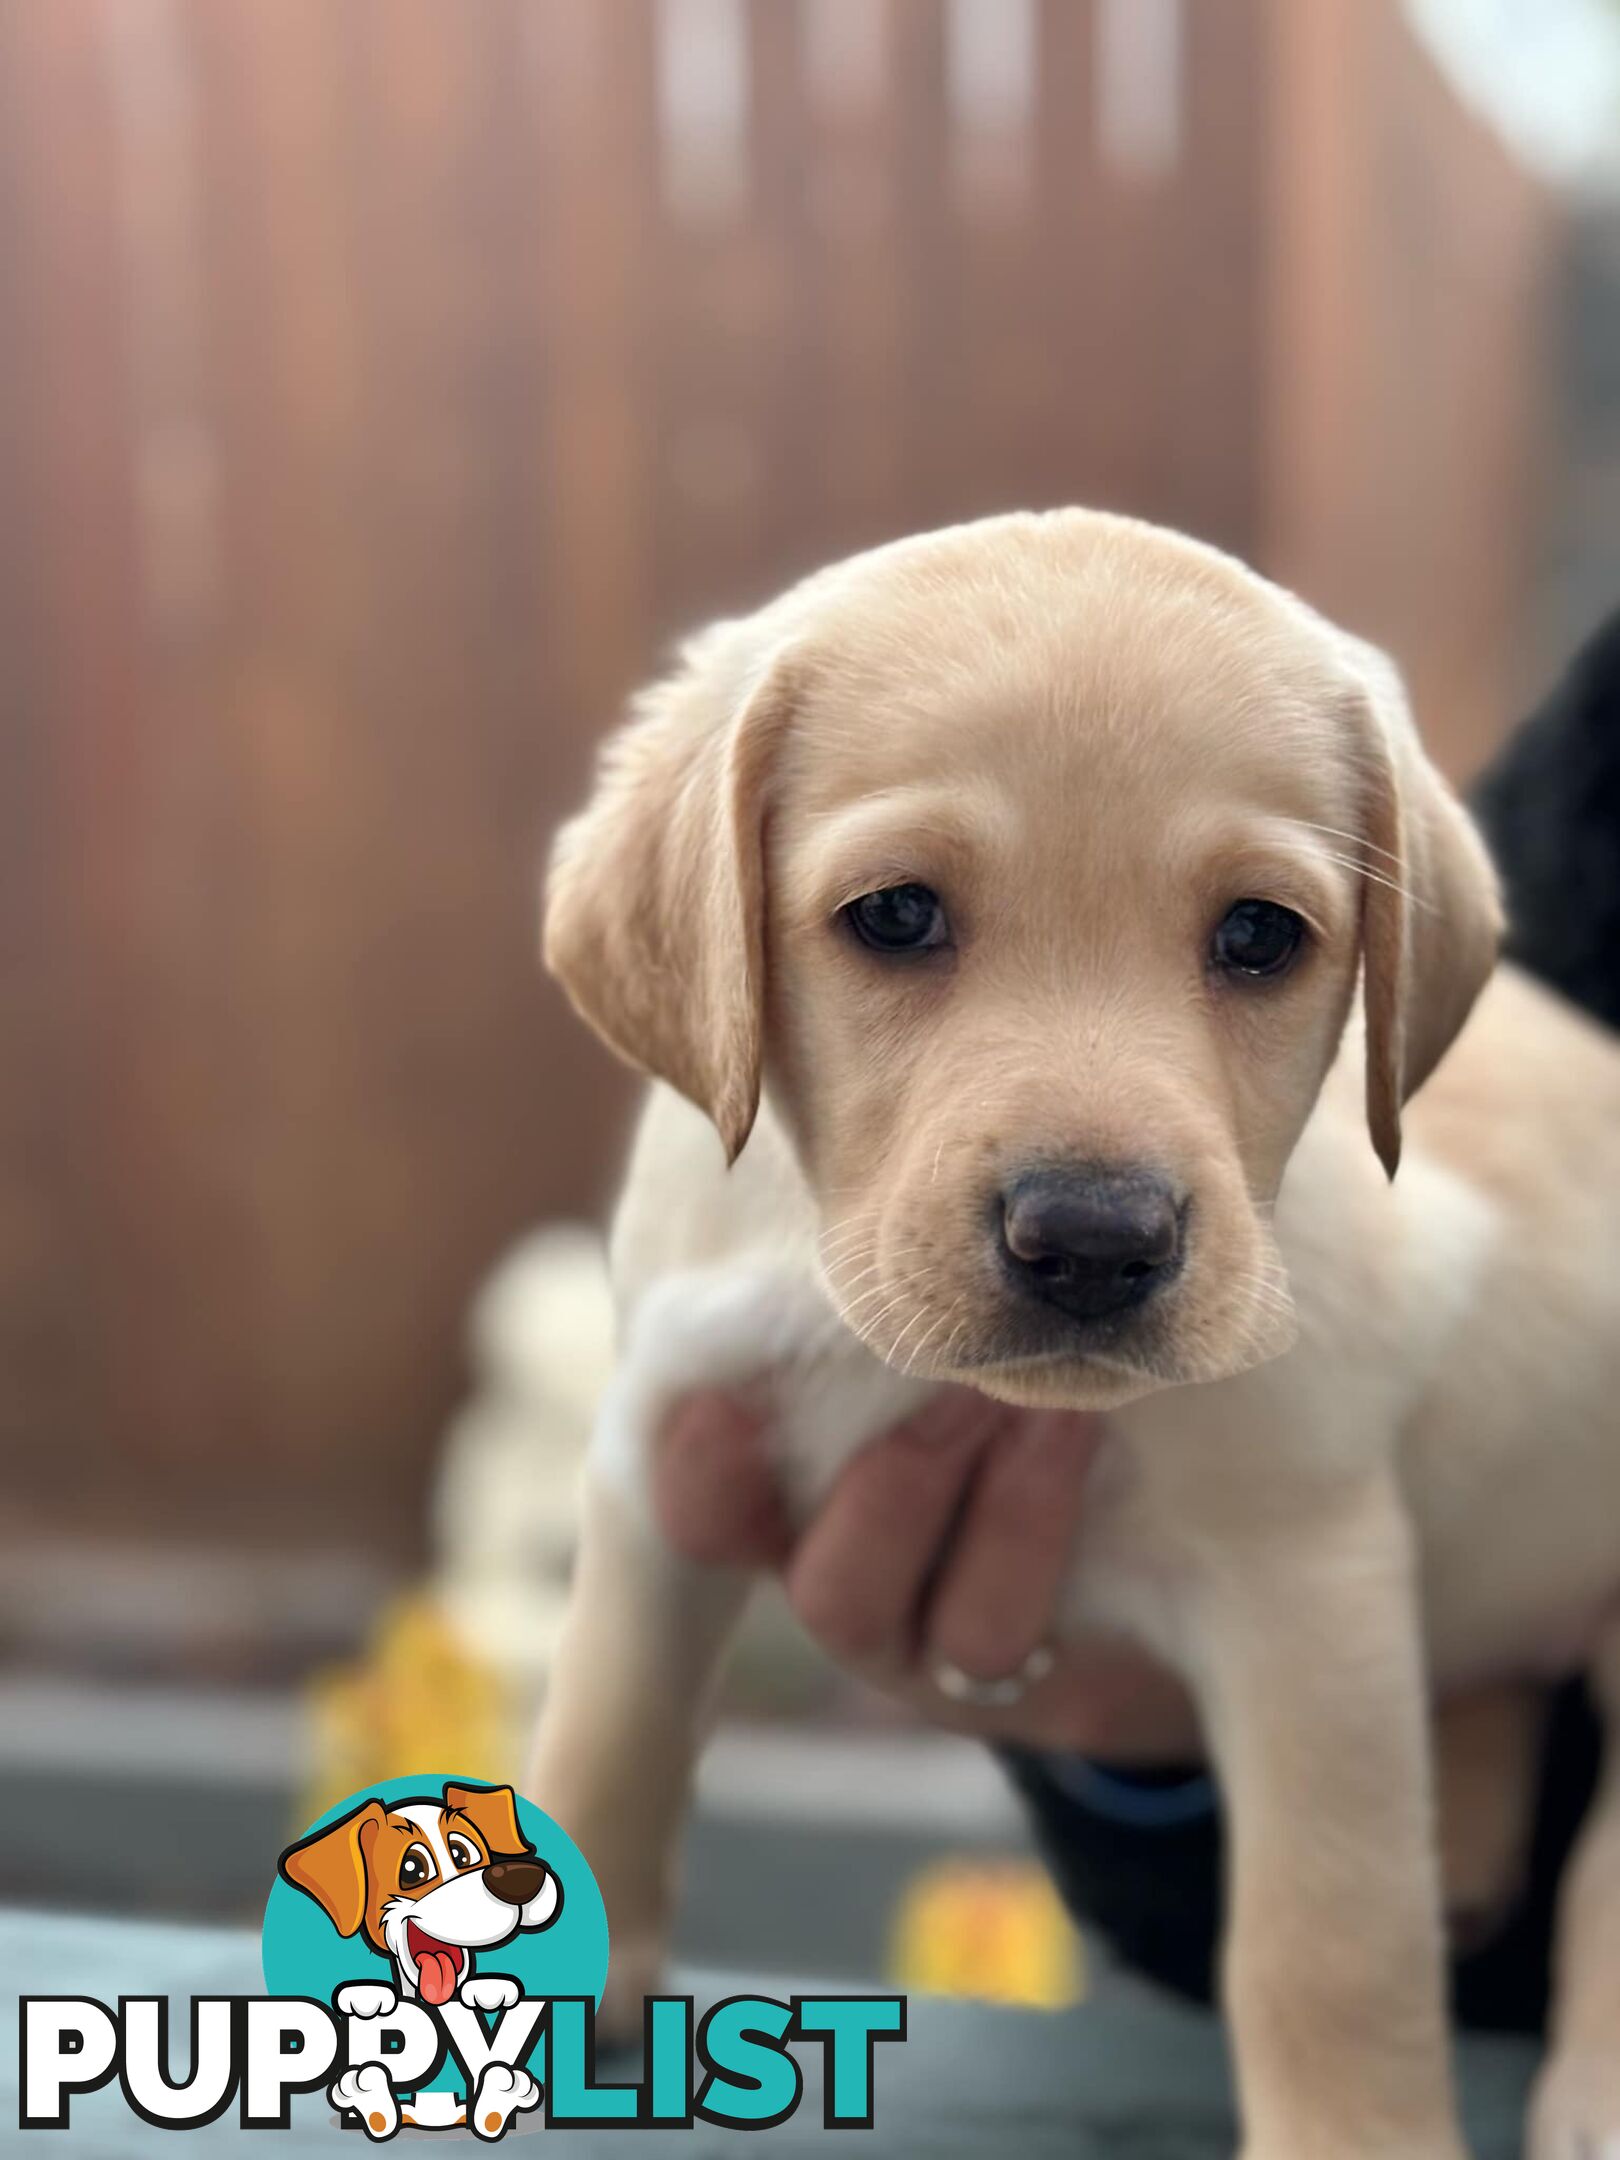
xmin=608 ymin=1084 xmax=817 ymax=1308
xmin=1268 ymin=1052 xmax=1501 ymax=1404
xmin=1409 ymin=963 xmax=1620 ymax=1179
xmin=595 ymin=1087 xmax=921 ymax=1515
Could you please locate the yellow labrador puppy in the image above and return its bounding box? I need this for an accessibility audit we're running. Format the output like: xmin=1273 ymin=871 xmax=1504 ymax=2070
xmin=531 ymin=510 xmax=1620 ymax=2160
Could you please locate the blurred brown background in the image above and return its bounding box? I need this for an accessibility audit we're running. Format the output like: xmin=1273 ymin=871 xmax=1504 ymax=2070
xmin=0 ymin=0 xmax=1593 ymax=1608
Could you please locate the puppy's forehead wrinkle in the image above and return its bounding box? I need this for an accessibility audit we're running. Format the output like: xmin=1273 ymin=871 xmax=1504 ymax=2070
xmin=739 ymin=512 xmax=1361 ymax=752
xmin=782 ymin=662 xmax=1347 ymax=846
xmin=779 ymin=536 xmax=1336 ymax=741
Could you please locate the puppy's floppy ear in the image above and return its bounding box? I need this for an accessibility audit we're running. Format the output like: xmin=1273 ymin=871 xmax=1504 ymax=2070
xmin=544 ymin=625 xmax=801 ymax=1164
xmin=1343 ymin=637 xmax=1502 ymax=1178
xmin=278 ymin=1799 xmax=387 ymax=1938
xmin=443 ymin=1782 xmax=531 ymax=1861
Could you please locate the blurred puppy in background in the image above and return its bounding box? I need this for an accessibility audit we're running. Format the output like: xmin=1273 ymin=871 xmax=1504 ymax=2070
xmin=532 ymin=511 xmax=1620 ymax=2160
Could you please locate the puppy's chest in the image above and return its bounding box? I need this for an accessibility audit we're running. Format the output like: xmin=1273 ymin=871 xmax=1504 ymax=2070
xmin=776 ymin=1353 xmax=1197 ymax=1663
xmin=610 ymin=1256 xmax=1197 ymax=1655
xmin=626 ymin=1261 xmax=1200 ymax=1650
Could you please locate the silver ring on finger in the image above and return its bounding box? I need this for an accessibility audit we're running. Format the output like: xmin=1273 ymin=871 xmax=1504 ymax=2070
xmin=930 ymin=1641 xmax=1056 ymax=1709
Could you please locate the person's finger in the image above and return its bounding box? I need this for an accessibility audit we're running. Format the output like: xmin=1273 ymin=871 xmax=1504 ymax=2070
xmin=652 ymin=1392 xmax=793 ymax=1567
xmin=784 ymin=1388 xmax=1006 ymax=1669
xmin=917 ymin=1634 xmax=1203 ymax=1759
xmin=923 ymin=1410 xmax=1105 ymax=1683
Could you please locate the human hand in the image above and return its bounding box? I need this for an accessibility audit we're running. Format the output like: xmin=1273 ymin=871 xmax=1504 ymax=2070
xmin=652 ymin=1386 xmax=1201 ymax=1761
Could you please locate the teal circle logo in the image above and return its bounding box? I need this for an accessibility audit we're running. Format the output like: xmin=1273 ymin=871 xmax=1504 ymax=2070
xmin=262 ymin=1775 xmax=608 ymax=2104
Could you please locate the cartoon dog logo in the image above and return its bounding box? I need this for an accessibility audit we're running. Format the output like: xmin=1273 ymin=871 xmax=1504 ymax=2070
xmin=279 ymin=1781 xmax=563 ymax=2135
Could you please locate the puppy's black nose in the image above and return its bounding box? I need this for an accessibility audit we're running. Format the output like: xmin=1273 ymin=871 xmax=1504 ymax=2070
xmin=484 ymin=1859 xmax=546 ymax=1908
xmin=1000 ymin=1169 xmax=1183 ymax=1322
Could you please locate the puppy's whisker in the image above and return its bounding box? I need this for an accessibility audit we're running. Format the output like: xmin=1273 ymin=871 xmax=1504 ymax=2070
xmin=819 ymin=1243 xmax=889 ymax=1279
xmin=887 ymin=1281 xmax=964 ymax=1369
xmin=887 ymin=1302 xmax=942 ymax=1368
xmin=824 ymin=1247 xmax=935 ymax=1299
xmin=849 ymin=1299 xmax=925 ymax=1344
xmin=1311 ymin=848 xmax=1434 ymax=914
xmin=1290 ymin=819 xmax=1403 ymax=865
xmin=820 ymin=1234 xmax=933 ymax=1279
xmin=903 ymin=1297 xmax=967 ymax=1374
xmin=821 ymin=1236 xmax=937 ymax=1279
xmin=837 ymin=1264 xmax=943 ymax=1325
xmin=817 ymin=1220 xmax=884 ymax=1259
xmin=1311 ymin=849 xmax=1421 ymax=900
xmin=1289 ymin=819 xmax=1405 ymax=868
xmin=841 ymin=1269 xmax=947 ymax=1344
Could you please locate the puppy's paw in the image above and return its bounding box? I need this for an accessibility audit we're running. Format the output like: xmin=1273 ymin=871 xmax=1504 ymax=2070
xmin=334 ymin=1982 xmax=398 ymax=2021
xmin=596 ymin=1931 xmax=666 ymax=2051
xmin=1529 ymin=2048 xmax=1620 ymax=2160
xmin=459 ymin=1973 xmax=522 ymax=2013
xmin=329 ymin=2063 xmax=399 ymax=2140
xmin=471 ymin=2062 xmax=540 ymax=2140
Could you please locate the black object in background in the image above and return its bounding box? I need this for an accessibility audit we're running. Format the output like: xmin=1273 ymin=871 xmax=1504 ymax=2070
xmin=1474 ymin=604 xmax=1620 ymax=1031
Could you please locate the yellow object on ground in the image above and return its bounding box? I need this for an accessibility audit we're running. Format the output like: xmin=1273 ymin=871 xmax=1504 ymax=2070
xmin=889 ymin=1857 xmax=1086 ymax=2009
xmin=299 ymin=1592 xmax=520 ymax=1824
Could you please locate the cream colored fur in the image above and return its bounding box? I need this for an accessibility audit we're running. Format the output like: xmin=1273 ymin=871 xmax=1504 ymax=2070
xmin=532 ymin=510 xmax=1620 ymax=2160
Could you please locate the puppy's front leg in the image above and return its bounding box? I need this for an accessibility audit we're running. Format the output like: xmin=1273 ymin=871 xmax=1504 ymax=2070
xmin=1196 ymin=1473 xmax=1463 ymax=2160
xmin=527 ymin=1474 xmax=750 ymax=2030
xmin=1528 ymin=1621 xmax=1620 ymax=2160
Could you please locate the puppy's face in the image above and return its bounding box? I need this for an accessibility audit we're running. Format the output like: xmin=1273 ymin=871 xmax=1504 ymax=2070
xmin=279 ymin=1783 xmax=560 ymax=2005
xmin=766 ymin=596 xmax=1363 ymax=1404
xmin=548 ymin=513 xmax=1500 ymax=1408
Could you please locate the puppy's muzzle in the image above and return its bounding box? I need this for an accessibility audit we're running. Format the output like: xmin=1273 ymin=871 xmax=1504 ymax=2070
xmin=484 ymin=1859 xmax=548 ymax=1908
xmin=999 ymin=1167 xmax=1185 ymax=1322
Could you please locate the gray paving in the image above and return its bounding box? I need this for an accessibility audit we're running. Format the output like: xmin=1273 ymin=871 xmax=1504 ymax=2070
xmin=4 ymin=1907 xmax=1539 ymax=2156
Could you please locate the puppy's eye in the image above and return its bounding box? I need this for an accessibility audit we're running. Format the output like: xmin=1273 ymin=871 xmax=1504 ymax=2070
xmin=446 ymin=1837 xmax=478 ymax=1871
xmin=1211 ymin=900 xmax=1306 ymax=979
xmin=399 ymin=1844 xmax=437 ymax=1889
xmin=844 ymin=883 xmax=949 ymax=955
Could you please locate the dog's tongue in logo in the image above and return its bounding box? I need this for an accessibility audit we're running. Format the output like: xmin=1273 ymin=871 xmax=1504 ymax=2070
xmin=408 ymin=1921 xmax=464 ymax=2007
xmin=266 ymin=1777 xmax=610 ymax=2136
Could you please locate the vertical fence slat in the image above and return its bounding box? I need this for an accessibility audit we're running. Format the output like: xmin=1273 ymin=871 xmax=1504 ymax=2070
xmin=186 ymin=0 xmax=379 ymax=1526
xmin=533 ymin=0 xmax=660 ymax=726
xmin=1 ymin=0 xmax=147 ymax=1513
xmin=800 ymin=0 xmax=909 ymax=551
xmin=1032 ymin=0 xmax=1102 ymax=508
xmin=747 ymin=0 xmax=820 ymax=577
xmin=886 ymin=0 xmax=954 ymax=525
xmin=0 ymin=3 xmax=100 ymax=1501
xmin=95 ymin=0 xmax=251 ymax=1492
xmin=1159 ymin=0 xmax=1263 ymax=549
xmin=650 ymin=0 xmax=770 ymax=630
xmin=1035 ymin=0 xmax=1150 ymax=513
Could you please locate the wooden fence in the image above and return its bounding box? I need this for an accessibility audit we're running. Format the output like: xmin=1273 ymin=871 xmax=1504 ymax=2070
xmin=0 ymin=0 xmax=1554 ymax=1566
